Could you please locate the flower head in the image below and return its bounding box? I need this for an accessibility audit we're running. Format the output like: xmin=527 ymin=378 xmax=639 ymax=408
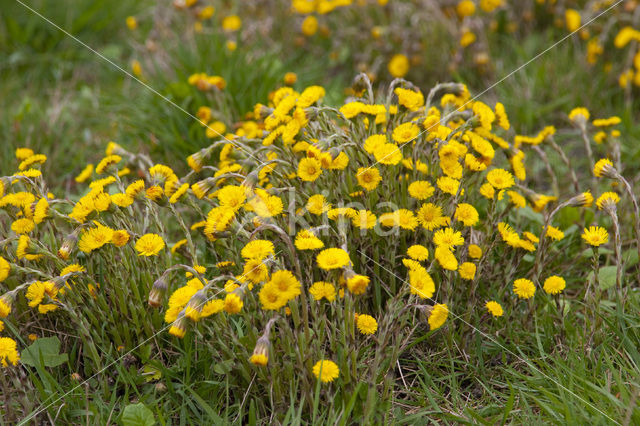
xmin=0 ymin=337 xmax=20 ymax=367
xmin=312 ymin=360 xmax=340 ymax=383
xmin=582 ymin=226 xmax=609 ymax=247
xmin=135 ymin=234 xmax=165 ymax=256
xmin=356 ymin=314 xmax=378 ymax=334
xmin=428 ymin=304 xmax=449 ymax=330
xmin=316 ymin=248 xmax=350 ymax=270
xmin=513 ymin=278 xmax=535 ymax=299
xmin=543 ymin=276 xmax=566 ymax=295
xmin=485 ymin=301 xmax=503 ymax=317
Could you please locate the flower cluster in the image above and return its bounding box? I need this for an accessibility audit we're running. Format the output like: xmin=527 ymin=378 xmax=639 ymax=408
xmin=1 ymin=76 xmax=636 ymax=416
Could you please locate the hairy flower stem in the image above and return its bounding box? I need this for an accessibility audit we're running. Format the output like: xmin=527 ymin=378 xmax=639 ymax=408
xmin=532 ymin=145 xmax=559 ymax=196
xmin=533 ymin=200 xmax=570 ymax=284
xmin=608 ymin=209 xmax=625 ymax=308
xmin=548 ymin=137 xmax=580 ymax=194
xmin=579 ymin=124 xmax=596 ymax=190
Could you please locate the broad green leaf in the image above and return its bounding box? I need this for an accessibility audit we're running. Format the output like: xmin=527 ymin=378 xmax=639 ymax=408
xmin=20 ymin=337 xmax=68 ymax=368
xmin=121 ymin=403 xmax=155 ymax=426
xmin=586 ymin=265 xmax=619 ymax=290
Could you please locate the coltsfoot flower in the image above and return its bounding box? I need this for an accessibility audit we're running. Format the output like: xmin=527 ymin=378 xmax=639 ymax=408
xmin=581 ymin=226 xmax=609 ymax=247
xmin=312 ymin=360 xmax=339 ymax=383
xmin=135 ymin=233 xmax=165 ymax=256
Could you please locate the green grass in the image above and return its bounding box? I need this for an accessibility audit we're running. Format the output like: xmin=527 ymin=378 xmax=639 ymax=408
xmin=2 ymin=1 xmax=640 ymax=424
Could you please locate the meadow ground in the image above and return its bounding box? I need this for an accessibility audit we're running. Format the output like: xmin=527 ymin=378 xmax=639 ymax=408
xmin=1 ymin=1 xmax=640 ymax=424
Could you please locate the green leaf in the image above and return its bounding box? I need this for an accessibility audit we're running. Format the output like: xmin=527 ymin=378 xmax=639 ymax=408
xmin=623 ymin=249 xmax=639 ymax=267
xmin=142 ymin=365 xmax=162 ymax=382
xmin=121 ymin=403 xmax=155 ymax=426
xmin=586 ymin=265 xmax=618 ymax=290
xmin=20 ymin=337 xmax=68 ymax=368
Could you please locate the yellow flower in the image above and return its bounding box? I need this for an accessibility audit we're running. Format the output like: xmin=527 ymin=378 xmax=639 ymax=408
xmin=201 ymin=299 xmax=225 ymax=317
xmin=78 ymin=223 xmax=114 ymax=253
xmin=217 ymin=185 xmax=248 ymax=210
xmin=436 ymin=176 xmax=460 ymax=195
xmin=294 ymin=229 xmax=324 ymax=250
xmin=301 ymin=15 xmax=318 ymax=36
xmin=111 ymin=230 xmax=130 ymax=247
xmin=309 ymin=282 xmax=336 ymax=302
xmin=346 ymin=274 xmax=370 ymax=295
xmin=145 ymin=186 xmax=163 ymax=201
xmin=0 ymin=297 xmax=11 ymax=318
xmin=479 ymin=182 xmax=495 ymax=199
xmin=312 ymin=360 xmax=339 ymax=383
xmin=26 ymin=281 xmax=58 ymax=309
xmin=458 ymin=262 xmax=476 ymax=280
xmin=507 ymin=191 xmax=527 ymax=208
xmin=433 ymin=227 xmax=464 ymax=249
xmin=283 ymin=72 xmax=297 ymax=86
xmin=582 ymin=226 xmax=609 ymax=247
xmin=0 ymin=257 xmax=10 ymax=282
xmin=223 ymin=293 xmax=243 ymax=314
xmin=408 ymin=180 xmax=435 ymax=200
xmin=513 ymin=278 xmax=535 ymax=299
xmin=392 ymin=122 xmax=420 ymax=144
xmin=543 ymin=276 xmax=565 ymax=295
xmin=388 ymin=54 xmax=409 ymax=78
xmin=545 ymin=226 xmax=564 ymax=241
xmin=416 ymin=203 xmax=449 ymax=231
xmin=460 ymin=30 xmax=476 ymax=47
xmin=19 ymin=154 xmax=47 ymax=171
xmin=485 ymin=301 xmax=503 ymax=317
xmin=112 ymin=193 xmax=134 ymax=207
xmin=428 ymin=304 xmax=449 ymax=330
xmin=596 ymin=192 xmax=620 ymax=210
xmin=242 ymin=259 xmax=269 ymax=284
xmin=409 ymin=266 xmax=435 ymax=298
xmin=373 ymin=143 xmax=403 ymax=166
xmin=268 ymin=270 xmax=301 ymax=301
xmin=259 ymin=282 xmax=288 ymax=310
xmin=306 ymin=194 xmax=331 ymax=215
xmin=298 ymin=157 xmax=323 ymax=181
xmin=352 ymin=209 xmax=377 ymax=229
xmin=222 ymin=15 xmax=242 ymax=31
xmin=468 ymin=244 xmax=482 ymax=259
xmin=356 ymin=314 xmax=378 ymax=334
xmin=407 ymin=245 xmax=429 ymax=261
xmin=593 ymin=158 xmax=616 ymax=178
xmin=249 ymin=336 xmax=270 ymax=366
xmin=0 ymin=337 xmax=20 ymax=367
xmin=454 ymin=203 xmax=479 ymax=227
xmin=363 ymin=134 xmax=387 ymax=154
xmin=356 ymin=167 xmax=381 ymax=191
xmin=135 ymin=234 xmax=165 ymax=256
xmin=95 ymin=155 xmax=122 ymax=174
xmin=434 ymin=246 xmax=458 ymax=271
xmin=316 ymin=248 xmax=351 ymax=270
xmin=565 ymin=9 xmax=581 ymax=32
xmin=379 ymin=209 xmax=418 ymax=230
xmin=34 ymin=198 xmax=49 ymax=224
xmin=126 ymin=16 xmax=137 ymax=30
xmin=568 ymin=107 xmax=590 ymax=123
xmin=15 ymin=147 xmax=34 ymax=160
xmin=456 ymin=0 xmax=475 ymax=17
xmin=241 ymin=240 xmax=275 ymax=260
xmin=11 ymin=218 xmax=35 ymax=234
xmin=486 ymin=168 xmax=514 ymax=189
xmin=394 ymin=88 xmax=424 ymax=110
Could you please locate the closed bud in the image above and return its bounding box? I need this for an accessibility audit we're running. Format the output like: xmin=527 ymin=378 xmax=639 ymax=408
xmin=169 ymin=315 xmax=188 ymax=338
xmin=148 ymin=276 xmax=168 ymax=308
xmin=184 ymin=290 xmax=206 ymax=322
